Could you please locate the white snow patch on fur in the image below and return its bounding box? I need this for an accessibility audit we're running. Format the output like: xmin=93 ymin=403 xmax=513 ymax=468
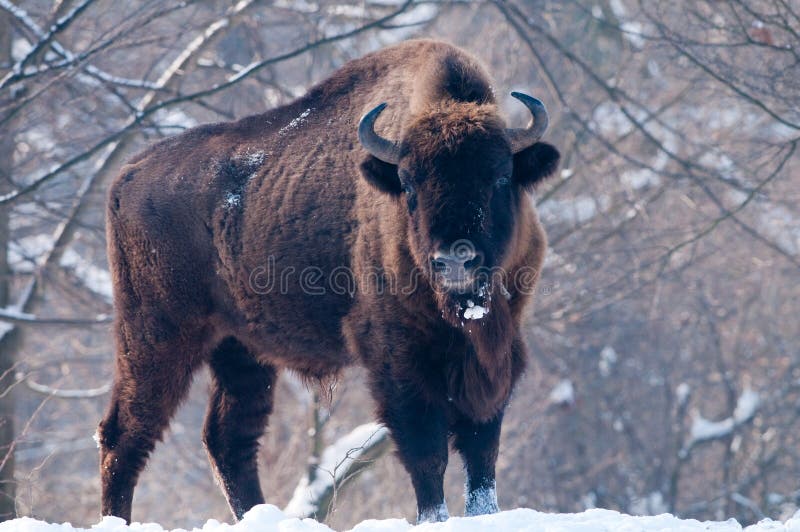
xmin=233 ymin=150 xmax=266 ymax=169
xmin=225 ymin=192 xmax=242 ymax=208
xmin=463 ymin=300 xmax=488 ymax=320
xmin=465 ymin=483 xmax=499 ymax=517
xmin=280 ymin=108 xmax=312 ymax=135
xmin=417 ymin=502 xmax=450 ymax=524
xmin=243 ymin=151 xmax=266 ymax=167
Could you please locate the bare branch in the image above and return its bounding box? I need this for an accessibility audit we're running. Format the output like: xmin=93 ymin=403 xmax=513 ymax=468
xmin=23 ymin=377 xmax=110 ymax=399
xmin=0 ymin=0 xmax=415 ymax=206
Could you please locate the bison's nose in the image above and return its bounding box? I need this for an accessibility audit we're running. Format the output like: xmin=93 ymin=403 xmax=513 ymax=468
xmin=430 ymin=248 xmax=483 ymax=285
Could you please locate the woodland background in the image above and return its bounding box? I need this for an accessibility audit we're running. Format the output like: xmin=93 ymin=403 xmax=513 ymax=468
xmin=0 ymin=0 xmax=798 ymax=529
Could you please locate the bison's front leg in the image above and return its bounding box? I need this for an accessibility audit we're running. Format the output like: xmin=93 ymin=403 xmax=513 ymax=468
xmin=373 ymin=383 xmax=450 ymax=523
xmin=202 ymin=339 xmax=277 ymax=521
xmin=452 ymin=412 xmax=503 ymax=516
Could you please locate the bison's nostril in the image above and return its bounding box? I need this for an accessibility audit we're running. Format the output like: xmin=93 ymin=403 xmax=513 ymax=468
xmin=464 ymin=255 xmax=482 ymax=271
xmin=431 ymin=250 xmax=482 ymax=280
xmin=431 ymin=258 xmax=449 ymax=273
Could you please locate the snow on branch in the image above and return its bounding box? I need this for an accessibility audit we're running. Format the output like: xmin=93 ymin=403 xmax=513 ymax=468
xmin=681 ymin=388 xmax=760 ymax=455
xmin=549 ymin=378 xmax=575 ymax=406
xmin=0 ymin=0 xmax=256 ymax=206
xmin=22 ymin=376 xmax=110 ymax=398
xmin=0 ymin=0 xmax=415 ymax=206
xmin=284 ymin=422 xmax=390 ymax=521
xmin=0 ymin=0 xmax=162 ymax=90
xmin=0 ymin=306 xmax=111 ymax=326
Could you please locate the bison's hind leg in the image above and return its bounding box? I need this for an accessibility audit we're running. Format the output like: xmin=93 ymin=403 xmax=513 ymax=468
xmin=98 ymin=327 xmax=204 ymax=523
xmin=203 ymin=337 xmax=276 ymax=521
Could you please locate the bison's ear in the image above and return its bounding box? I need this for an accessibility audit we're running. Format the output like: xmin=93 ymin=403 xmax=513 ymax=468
xmin=512 ymin=142 xmax=560 ymax=191
xmin=360 ymin=155 xmax=402 ymax=195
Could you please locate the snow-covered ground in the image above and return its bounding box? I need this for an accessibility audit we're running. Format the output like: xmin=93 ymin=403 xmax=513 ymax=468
xmin=5 ymin=505 xmax=800 ymax=532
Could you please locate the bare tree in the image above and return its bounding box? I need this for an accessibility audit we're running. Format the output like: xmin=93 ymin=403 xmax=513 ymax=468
xmin=0 ymin=6 xmax=19 ymax=520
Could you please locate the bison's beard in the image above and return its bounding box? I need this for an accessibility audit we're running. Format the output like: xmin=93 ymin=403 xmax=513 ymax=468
xmin=437 ymin=281 xmax=523 ymax=421
xmin=436 ymin=278 xmax=501 ymax=328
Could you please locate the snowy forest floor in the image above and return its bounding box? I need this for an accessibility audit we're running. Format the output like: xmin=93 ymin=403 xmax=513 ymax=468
xmin=3 ymin=505 xmax=800 ymax=532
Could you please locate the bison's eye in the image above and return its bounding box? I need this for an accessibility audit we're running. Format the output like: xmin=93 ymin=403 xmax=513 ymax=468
xmin=495 ymin=176 xmax=511 ymax=188
xmin=401 ymin=183 xmax=417 ymax=212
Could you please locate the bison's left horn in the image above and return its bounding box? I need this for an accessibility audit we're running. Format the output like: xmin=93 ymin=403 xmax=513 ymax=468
xmin=358 ymin=103 xmax=401 ymax=164
xmin=506 ymin=92 xmax=549 ymax=153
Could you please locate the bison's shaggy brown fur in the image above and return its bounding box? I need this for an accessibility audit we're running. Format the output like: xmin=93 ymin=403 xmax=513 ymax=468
xmin=98 ymin=39 xmax=559 ymax=524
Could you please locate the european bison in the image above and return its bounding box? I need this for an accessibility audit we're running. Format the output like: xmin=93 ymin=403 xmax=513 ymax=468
xmin=98 ymin=39 xmax=559 ymax=524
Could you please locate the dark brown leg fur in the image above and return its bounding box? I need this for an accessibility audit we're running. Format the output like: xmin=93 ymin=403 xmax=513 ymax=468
xmin=371 ymin=375 xmax=450 ymax=524
xmin=452 ymin=411 xmax=503 ymax=516
xmin=203 ymin=337 xmax=276 ymax=521
xmin=97 ymin=327 xmax=202 ymax=523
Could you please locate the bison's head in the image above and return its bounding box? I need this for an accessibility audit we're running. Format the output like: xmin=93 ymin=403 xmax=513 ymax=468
xmin=358 ymin=93 xmax=559 ymax=322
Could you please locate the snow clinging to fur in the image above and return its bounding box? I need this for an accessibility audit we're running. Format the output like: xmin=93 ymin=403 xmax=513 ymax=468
xmin=417 ymin=502 xmax=450 ymax=524
xmin=279 ymin=108 xmax=312 ymax=135
xmin=465 ymin=482 xmax=499 ymax=517
xmin=463 ymin=300 xmax=488 ymax=320
xmin=225 ymin=192 xmax=242 ymax=208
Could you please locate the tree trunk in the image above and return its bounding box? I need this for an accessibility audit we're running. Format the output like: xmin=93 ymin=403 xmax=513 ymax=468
xmin=0 ymin=7 xmax=17 ymax=521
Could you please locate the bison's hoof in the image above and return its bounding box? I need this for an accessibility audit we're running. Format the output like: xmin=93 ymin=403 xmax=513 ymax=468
xmin=465 ymin=485 xmax=500 ymax=516
xmin=417 ymin=503 xmax=450 ymax=523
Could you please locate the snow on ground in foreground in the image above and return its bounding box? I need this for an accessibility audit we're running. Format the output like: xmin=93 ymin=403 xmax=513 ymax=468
xmin=5 ymin=505 xmax=800 ymax=532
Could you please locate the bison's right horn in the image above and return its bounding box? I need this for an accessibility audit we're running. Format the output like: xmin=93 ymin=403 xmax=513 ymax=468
xmin=506 ymin=92 xmax=550 ymax=153
xmin=358 ymin=103 xmax=401 ymax=164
